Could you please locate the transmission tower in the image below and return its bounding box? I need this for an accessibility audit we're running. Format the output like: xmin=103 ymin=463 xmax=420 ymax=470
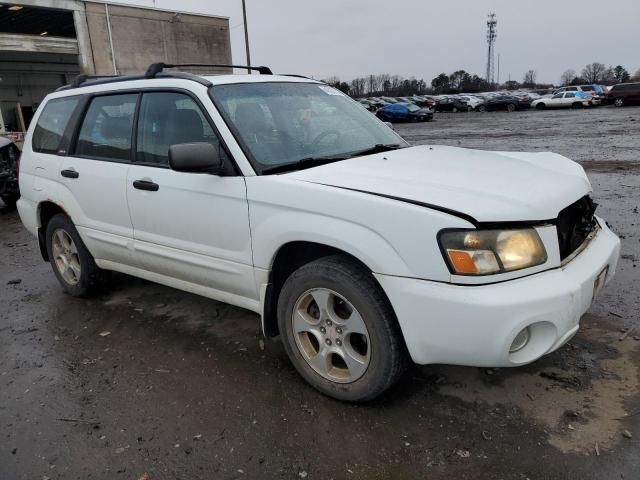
xmin=486 ymin=13 xmax=497 ymax=86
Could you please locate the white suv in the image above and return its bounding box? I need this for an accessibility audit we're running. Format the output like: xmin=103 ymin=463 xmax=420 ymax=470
xmin=17 ymin=64 xmax=620 ymax=401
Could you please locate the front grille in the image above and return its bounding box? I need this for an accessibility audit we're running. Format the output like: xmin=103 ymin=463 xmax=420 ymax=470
xmin=556 ymin=195 xmax=597 ymax=261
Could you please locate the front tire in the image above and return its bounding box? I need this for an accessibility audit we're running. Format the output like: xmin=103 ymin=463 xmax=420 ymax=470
xmin=613 ymin=98 xmax=625 ymax=107
xmin=45 ymin=214 xmax=110 ymax=297
xmin=277 ymin=255 xmax=408 ymax=402
xmin=536 ymin=103 xmax=546 ymax=110
xmin=507 ymin=103 xmax=516 ymax=112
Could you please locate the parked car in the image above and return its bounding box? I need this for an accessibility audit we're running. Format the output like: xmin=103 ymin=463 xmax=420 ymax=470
xmin=531 ymin=91 xmax=593 ymax=109
xmin=376 ymin=102 xmax=433 ymax=122
xmin=476 ymin=95 xmax=530 ymax=112
xmin=458 ymin=95 xmax=484 ymax=110
xmin=554 ymin=85 xmax=604 ymax=105
xmin=0 ymin=136 xmax=20 ymax=208
xmin=606 ymin=82 xmax=640 ymax=107
xmin=357 ymin=99 xmax=377 ymax=112
xmin=409 ymin=96 xmax=435 ymax=108
xmin=365 ymin=98 xmax=390 ymax=109
xmin=17 ymin=64 xmax=620 ymax=401
xmin=435 ymin=97 xmax=470 ymax=112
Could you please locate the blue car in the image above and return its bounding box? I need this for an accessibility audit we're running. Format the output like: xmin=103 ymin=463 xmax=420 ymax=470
xmin=375 ymin=102 xmax=434 ymax=123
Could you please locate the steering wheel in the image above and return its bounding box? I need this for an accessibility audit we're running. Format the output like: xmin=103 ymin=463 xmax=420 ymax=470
xmin=310 ymin=129 xmax=341 ymax=148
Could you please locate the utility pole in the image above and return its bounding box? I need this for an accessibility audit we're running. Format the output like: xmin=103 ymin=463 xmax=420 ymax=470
xmin=241 ymin=0 xmax=251 ymax=68
xmin=496 ymin=53 xmax=500 ymax=87
xmin=485 ymin=13 xmax=497 ymax=87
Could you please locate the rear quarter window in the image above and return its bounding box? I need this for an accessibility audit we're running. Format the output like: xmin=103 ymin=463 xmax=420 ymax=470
xmin=32 ymin=96 xmax=80 ymax=154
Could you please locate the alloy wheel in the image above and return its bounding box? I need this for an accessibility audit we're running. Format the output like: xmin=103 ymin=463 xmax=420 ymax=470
xmin=292 ymin=288 xmax=371 ymax=383
xmin=52 ymin=229 xmax=81 ymax=285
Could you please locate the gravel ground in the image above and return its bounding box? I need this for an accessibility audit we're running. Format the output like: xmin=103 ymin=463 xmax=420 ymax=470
xmin=1 ymin=106 xmax=639 ymax=480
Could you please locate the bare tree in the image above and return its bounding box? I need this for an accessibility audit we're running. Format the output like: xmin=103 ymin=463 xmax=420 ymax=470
xmin=350 ymin=77 xmax=366 ymax=97
xmin=632 ymin=69 xmax=640 ymax=82
xmin=323 ymin=76 xmax=340 ymax=86
xmin=600 ymin=67 xmax=616 ymax=85
xmin=560 ymin=69 xmax=576 ymax=86
xmin=378 ymin=73 xmax=391 ymax=93
xmin=522 ymin=70 xmax=537 ymax=87
xmin=390 ymin=75 xmax=402 ymax=92
xmin=581 ymin=62 xmax=606 ymax=83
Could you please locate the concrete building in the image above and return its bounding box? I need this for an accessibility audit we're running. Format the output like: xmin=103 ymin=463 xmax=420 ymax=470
xmin=0 ymin=0 xmax=231 ymax=132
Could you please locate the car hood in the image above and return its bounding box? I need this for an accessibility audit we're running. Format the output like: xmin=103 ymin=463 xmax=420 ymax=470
xmin=285 ymin=145 xmax=591 ymax=223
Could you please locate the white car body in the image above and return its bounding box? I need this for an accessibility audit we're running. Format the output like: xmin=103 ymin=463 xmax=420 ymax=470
xmin=532 ymin=92 xmax=592 ymax=109
xmin=458 ymin=96 xmax=484 ymax=109
xmin=17 ymin=73 xmax=620 ymax=375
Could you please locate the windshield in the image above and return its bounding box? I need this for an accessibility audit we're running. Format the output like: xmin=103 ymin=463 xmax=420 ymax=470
xmin=210 ymin=82 xmax=405 ymax=173
xmin=406 ymin=104 xmax=421 ymax=112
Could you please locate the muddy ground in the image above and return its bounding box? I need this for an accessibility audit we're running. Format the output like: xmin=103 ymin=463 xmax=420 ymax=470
xmin=1 ymin=106 xmax=639 ymax=480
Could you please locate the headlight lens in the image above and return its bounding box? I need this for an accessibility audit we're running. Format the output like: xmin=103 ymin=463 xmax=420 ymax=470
xmin=439 ymin=228 xmax=547 ymax=275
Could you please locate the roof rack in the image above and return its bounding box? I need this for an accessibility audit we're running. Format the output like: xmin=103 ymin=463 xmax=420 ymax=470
xmin=56 ymin=62 xmax=274 ymax=91
xmin=145 ymin=62 xmax=273 ymax=77
xmin=280 ymin=74 xmax=312 ymax=80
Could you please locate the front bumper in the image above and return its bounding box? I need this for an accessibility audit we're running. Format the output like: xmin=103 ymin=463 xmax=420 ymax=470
xmin=376 ymin=219 xmax=620 ymax=367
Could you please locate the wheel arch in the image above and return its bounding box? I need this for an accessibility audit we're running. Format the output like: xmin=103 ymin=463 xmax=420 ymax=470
xmin=36 ymin=201 xmax=68 ymax=261
xmin=261 ymin=241 xmax=391 ymax=338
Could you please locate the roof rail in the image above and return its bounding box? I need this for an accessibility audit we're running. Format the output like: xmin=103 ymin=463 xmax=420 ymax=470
xmin=280 ymin=74 xmax=312 ymax=80
xmin=55 ymin=62 xmax=274 ymax=92
xmin=145 ymin=62 xmax=273 ymax=77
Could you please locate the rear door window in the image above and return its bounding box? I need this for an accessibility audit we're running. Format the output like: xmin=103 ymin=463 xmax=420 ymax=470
xmin=32 ymin=96 xmax=80 ymax=154
xmin=75 ymin=94 xmax=138 ymax=161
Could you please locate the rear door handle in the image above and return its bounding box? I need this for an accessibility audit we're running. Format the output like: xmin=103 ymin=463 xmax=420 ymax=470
xmin=133 ymin=179 xmax=159 ymax=192
xmin=61 ymin=169 xmax=79 ymax=179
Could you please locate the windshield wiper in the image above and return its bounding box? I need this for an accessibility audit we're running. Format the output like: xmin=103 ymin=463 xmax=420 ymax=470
xmin=260 ymin=144 xmax=404 ymax=175
xmin=345 ymin=143 xmax=403 ymax=158
xmin=261 ymin=155 xmax=349 ymax=175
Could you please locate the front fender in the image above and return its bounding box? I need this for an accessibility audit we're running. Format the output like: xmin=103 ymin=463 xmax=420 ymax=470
xmin=246 ymin=176 xmax=473 ymax=281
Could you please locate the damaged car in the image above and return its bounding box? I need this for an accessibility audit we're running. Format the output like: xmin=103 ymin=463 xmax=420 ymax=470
xmin=16 ymin=64 xmax=620 ymax=401
xmin=0 ymin=137 xmax=20 ymax=208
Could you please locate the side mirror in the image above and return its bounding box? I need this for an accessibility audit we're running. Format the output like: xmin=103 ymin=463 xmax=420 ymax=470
xmin=384 ymin=121 xmax=394 ymax=129
xmin=168 ymin=142 xmax=223 ymax=174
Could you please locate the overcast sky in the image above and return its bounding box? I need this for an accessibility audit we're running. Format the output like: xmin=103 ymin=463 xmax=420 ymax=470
xmin=119 ymin=0 xmax=639 ymax=85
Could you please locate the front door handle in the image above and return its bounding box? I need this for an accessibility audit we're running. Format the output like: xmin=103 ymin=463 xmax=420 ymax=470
xmin=61 ymin=169 xmax=79 ymax=179
xmin=133 ymin=179 xmax=159 ymax=191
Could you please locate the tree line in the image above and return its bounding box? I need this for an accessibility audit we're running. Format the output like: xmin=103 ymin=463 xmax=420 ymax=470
xmin=323 ymin=62 xmax=639 ymax=98
xmin=559 ymin=63 xmax=639 ymax=86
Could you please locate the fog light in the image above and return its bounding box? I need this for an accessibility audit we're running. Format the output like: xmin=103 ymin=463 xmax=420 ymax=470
xmin=509 ymin=327 xmax=530 ymax=353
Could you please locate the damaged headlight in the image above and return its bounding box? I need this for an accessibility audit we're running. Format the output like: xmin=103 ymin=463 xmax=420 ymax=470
xmin=439 ymin=228 xmax=547 ymax=275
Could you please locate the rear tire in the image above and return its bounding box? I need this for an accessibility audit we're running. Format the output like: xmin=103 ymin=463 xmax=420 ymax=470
xmin=535 ymin=103 xmax=546 ymax=110
xmin=477 ymin=105 xmax=487 ymax=112
xmin=507 ymin=103 xmax=516 ymax=112
xmin=571 ymin=102 xmax=583 ymax=109
xmin=277 ymin=255 xmax=409 ymax=402
xmin=45 ymin=213 xmax=110 ymax=297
